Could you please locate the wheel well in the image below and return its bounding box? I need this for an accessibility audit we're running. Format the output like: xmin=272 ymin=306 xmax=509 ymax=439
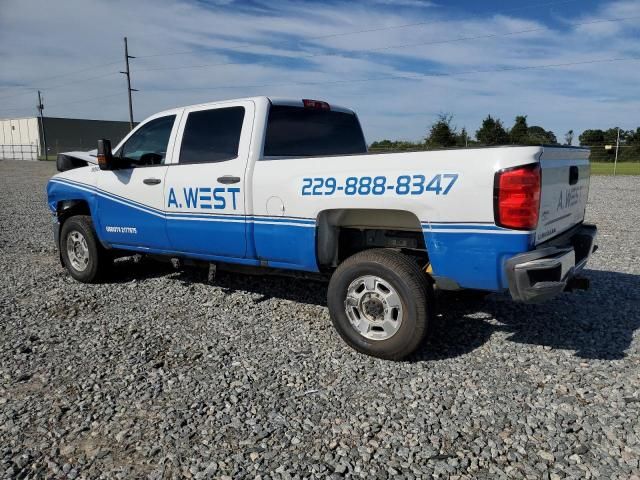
xmin=316 ymin=209 xmax=427 ymax=268
xmin=57 ymin=200 xmax=91 ymax=225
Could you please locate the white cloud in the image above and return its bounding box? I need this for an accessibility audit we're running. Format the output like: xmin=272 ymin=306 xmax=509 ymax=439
xmin=572 ymin=0 xmax=640 ymax=37
xmin=0 ymin=0 xmax=638 ymax=143
xmin=368 ymin=0 xmax=435 ymax=7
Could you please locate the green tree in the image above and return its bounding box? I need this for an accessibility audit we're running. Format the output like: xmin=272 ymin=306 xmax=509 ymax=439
xmin=579 ymin=128 xmax=620 ymax=162
xmin=369 ymin=139 xmax=395 ymax=150
xmin=624 ymin=128 xmax=640 ymax=162
xmin=369 ymin=139 xmax=424 ymax=152
xmin=627 ymin=127 xmax=640 ymax=145
xmin=426 ymin=113 xmax=457 ymax=148
xmin=527 ymin=126 xmax=558 ymax=145
xmin=509 ymin=115 xmax=529 ymax=144
xmin=604 ymin=128 xmax=625 ymax=145
xmin=476 ymin=115 xmax=509 ymax=146
xmin=579 ymin=129 xmax=606 ymax=146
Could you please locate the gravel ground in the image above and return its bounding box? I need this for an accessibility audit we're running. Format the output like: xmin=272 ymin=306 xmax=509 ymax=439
xmin=0 ymin=159 xmax=639 ymax=479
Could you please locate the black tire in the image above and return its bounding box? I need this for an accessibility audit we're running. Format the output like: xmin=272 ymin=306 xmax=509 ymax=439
xmin=59 ymin=215 xmax=109 ymax=283
xmin=327 ymin=249 xmax=434 ymax=360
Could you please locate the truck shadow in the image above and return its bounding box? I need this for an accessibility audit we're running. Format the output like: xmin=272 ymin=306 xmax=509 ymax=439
xmin=414 ymin=269 xmax=640 ymax=362
xmin=108 ymin=259 xmax=639 ymax=361
xmin=109 ymin=256 xmax=177 ymax=282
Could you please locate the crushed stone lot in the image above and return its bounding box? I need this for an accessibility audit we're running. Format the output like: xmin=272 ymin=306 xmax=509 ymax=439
xmin=0 ymin=159 xmax=639 ymax=479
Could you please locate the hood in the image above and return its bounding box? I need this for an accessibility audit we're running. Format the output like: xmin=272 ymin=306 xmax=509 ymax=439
xmin=57 ymin=149 xmax=98 ymax=171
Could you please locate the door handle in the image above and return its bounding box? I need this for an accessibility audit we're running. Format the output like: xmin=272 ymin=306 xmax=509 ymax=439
xmin=217 ymin=175 xmax=241 ymax=184
xmin=569 ymin=166 xmax=579 ymax=185
xmin=143 ymin=178 xmax=162 ymax=185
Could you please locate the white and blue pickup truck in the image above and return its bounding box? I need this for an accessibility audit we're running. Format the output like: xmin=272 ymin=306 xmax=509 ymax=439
xmin=48 ymin=96 xmax=597 ymax=359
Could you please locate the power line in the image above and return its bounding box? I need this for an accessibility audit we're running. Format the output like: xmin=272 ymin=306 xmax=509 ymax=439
xmin=0 ymin=4 xmax=634 ymax=116
xmin=11 ymin=10 xmax=613 ymax=102
xmin=147 ymin=56 xmax=640 ymax=93
xmin=0 ymin=60 xmax=122 ymax=93
xmin=0 ymin=72 xmax=121 ymax=102
xmin=49 ymin=92 xmax=123 ymax=108
xmin=0 ymin=1 xmax=619 ymax=103
xmin=341 ymin=15 xmax=640 ymax=55
xmin=301 ymin=0 xmax=589 ymax=41
xmin=133 ymin=15 xmax=640 ymax=74
xmin=0 ymin=0 xmax=601 ymax=108
xmin=0 ymin=91 xmax=123 ymax=116
xmin=0 ymin=0 xmax=578 ymax=97
xmin=4 ymin=55 xmax=633 ymax=119
xmin=135 ymin=0 xmax=587 ymax=60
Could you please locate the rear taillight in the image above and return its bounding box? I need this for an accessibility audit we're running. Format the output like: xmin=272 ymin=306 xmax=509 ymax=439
xmin=494 ymin=164 xmax=541 ymax=230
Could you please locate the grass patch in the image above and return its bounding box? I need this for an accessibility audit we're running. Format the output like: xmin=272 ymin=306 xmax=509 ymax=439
xmin=591 ymin=162 xmax=640 ymax=176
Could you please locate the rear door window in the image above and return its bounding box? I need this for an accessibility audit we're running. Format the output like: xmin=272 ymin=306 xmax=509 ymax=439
xmin=263 ymin=105 xmax=367 ymax=157
xmin=179 ymin=107 xmax=245 ymax=164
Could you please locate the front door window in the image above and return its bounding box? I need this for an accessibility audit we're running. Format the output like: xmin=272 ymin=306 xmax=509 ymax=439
xmin=118 ymin=115 xmax=176 ymax=166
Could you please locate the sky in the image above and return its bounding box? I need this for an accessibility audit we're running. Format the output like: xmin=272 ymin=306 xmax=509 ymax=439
xmin=0 ymin=0 xmax=639 ymax=144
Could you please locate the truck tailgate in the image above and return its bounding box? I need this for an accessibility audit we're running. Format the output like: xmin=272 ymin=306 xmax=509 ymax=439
xmin=535 ymin=147 xmax=590 ymax=244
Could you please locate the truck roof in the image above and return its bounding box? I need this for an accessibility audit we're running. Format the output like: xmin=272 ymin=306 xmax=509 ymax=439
xmin=150 ymin=96 xmax=355 ymax=118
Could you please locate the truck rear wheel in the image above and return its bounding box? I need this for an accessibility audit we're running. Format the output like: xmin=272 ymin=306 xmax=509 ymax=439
xmin=327 ymin=249 xmax=433 ymax=360
xmin=60 ymin=215 xmax=108 ymax=283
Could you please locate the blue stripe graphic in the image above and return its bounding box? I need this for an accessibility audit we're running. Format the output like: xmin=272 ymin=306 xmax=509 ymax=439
xmin=48 ymin=178 xmax=535 ymax=284
xmin=428 ymin=224 xmax=504 ymax=231
xmin=49 ymin=179 xmax=316 ymax=225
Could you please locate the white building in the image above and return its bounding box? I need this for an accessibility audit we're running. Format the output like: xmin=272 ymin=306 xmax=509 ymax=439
xmin=0 ymin=116 xmax=133 ymax=161
xmin=0 ymin=117 xmax=41 ymax=160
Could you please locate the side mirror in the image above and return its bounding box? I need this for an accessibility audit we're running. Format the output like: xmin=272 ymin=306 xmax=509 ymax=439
xmin=97 ymin=139 xmax=114 ymax=170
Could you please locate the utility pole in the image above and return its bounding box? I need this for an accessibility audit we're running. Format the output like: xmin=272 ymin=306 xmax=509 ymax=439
xmin=37 ymin=90 xmax=48 ymax=160
xmin=120 ymin=37 xmax=138 ymax=130
xmin=613 ymin=127 xmax=620 ymax=176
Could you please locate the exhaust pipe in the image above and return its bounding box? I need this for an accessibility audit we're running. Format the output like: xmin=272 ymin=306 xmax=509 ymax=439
xmin=565 ymin=276 xmax=590 ymax=292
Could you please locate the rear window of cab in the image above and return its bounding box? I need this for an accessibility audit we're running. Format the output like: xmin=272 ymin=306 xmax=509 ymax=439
xmin=263 ymin=105 xmax=367 ymax=158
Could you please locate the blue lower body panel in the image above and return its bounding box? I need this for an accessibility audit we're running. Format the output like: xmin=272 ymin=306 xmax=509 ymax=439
xmin=424 ymin=226 xmax=535 ymax=291
xmin=251 ymin=218 xmax=318 ymax=272
xmin=96 ymin=196 xmax=170 ymax=250
xmin=166 ymin=214 xmax=247 ymax=258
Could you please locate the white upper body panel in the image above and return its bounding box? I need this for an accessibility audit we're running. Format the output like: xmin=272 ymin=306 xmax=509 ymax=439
xmin=53 ymin=96 xmax=589 ymax=234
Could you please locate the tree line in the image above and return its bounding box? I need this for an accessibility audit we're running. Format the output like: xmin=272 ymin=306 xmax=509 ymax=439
xmin=369 ymin=114 xmax=640 ymax=162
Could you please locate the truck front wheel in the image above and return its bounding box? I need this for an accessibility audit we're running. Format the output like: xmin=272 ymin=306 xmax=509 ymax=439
xmin=327 ymin=249 xmax=433 ymax=360
xmin=60 ymin=215 xmax=108 ymax=283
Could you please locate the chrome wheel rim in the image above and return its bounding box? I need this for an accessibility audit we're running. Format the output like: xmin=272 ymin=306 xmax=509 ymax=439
xmin=344 ymin=275 xmax=403 ymax=341
xmin=66 ymin=230 xmax=89 ymax=272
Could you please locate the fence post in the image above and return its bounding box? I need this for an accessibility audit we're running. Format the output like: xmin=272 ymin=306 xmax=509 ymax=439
xmin=613 ymin=128 xmax=620 ymax=176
